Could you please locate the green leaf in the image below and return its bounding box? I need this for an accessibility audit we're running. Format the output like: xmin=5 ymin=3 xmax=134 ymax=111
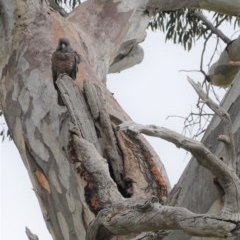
xmin=148 ymin=8 xmax=239 ymax=51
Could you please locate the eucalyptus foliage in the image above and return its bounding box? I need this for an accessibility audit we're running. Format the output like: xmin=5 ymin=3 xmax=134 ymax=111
xmin=55 ymin=0 xmax=81 ymax=9
xmin=149 ymin=9 xmax=240 ymax=51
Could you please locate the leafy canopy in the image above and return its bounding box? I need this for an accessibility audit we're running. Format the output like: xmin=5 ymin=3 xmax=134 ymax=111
xmin=149 ymin=9 xmax=240 ymax=51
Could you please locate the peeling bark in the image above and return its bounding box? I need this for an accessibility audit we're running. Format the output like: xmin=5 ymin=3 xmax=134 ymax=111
xmin=87 ymin=198 xmax=237 ymax=240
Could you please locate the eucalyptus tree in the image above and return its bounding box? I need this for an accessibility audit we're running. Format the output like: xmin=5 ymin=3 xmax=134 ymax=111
xmin=1 ymin=0 xmax=240 ymax=239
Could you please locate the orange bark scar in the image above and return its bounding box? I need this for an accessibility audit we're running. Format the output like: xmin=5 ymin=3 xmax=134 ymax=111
xmin=78 ymin=164 xmax=102 ymax=214
xmin=152 ymin=167 xmax=168 ymax=196
xmin=146 ymin=157 xmax=168 ymax=198
xmin=35 ymin=169 xmax=51 ymax=194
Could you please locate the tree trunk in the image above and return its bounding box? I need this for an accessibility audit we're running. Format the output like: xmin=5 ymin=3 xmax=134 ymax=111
xmin=0 ymin=1 xmax=170 ymax=239
xmin=165 ymin=73 xmax=240 ymax=240
xmin=0 ymin=0 xmax=239 ymax=240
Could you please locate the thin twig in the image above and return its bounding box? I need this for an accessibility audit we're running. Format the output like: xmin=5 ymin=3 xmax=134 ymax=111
xmin=187 ymin=77 xmax=236 ymax=170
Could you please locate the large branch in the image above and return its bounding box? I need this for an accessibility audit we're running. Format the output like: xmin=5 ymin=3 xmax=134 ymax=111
xmin=86 ymin=197 xmax=237 ymax=240
xmin=119 ymin=120 xmax=240 ymax=217
xmin=118 ymin=77 xmax=240 ymax=220
xmin=147 ymin=0 xmax=240 ymax=15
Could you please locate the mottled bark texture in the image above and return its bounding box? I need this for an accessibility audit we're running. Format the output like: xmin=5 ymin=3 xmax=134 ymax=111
xmin=0 ymin=0 xmax=240 ymax=240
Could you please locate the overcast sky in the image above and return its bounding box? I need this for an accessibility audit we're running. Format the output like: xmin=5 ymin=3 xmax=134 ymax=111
xmin=1 ymin=24 xmax=231 ymax=239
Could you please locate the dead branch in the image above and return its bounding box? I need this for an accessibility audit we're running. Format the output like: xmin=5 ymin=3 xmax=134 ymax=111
xmin=57 ymin=75 xmax=127 ymax=190
xmin=86 ymin=197 xmax=237 ymax=240
xmin=119 ymin=119 xmax=240 ymax=218
xmin=187 ymin=77 xmax=236 ymax=170
xmin=130 ymin=230 xmax=171 ymax=240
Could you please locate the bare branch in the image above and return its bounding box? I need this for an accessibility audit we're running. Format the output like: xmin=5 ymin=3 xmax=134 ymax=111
xmin=187 ymin=77 xmax=237 ymax=170
xmin=130 ymin=231 xmax=170 ymax=240
xmin=118 ymin=120 xmax=240 ymax=221
xmin=86 ymin=197 xmax=238 ymax=240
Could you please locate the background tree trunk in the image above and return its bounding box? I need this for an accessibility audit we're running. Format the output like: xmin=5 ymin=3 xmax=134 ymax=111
xmin=165 ymin=73 xmax=240 ymax=240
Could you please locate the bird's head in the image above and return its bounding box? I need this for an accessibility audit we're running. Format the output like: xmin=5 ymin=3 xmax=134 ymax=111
xmin=57 ymin=38 xmax=71 ymax=52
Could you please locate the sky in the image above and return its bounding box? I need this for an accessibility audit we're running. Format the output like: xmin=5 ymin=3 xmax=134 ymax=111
xmin=0 ymin=18 xmax=232 ymax=240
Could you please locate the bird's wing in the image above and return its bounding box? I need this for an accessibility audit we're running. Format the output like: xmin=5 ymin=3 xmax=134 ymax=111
xmin=70 ymin=52 xmax=78 ymax=80
xmin=74 ymin=51 xmax=81 ymax=64
xmin=51 ymin=51 xmax=58 ymax=83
